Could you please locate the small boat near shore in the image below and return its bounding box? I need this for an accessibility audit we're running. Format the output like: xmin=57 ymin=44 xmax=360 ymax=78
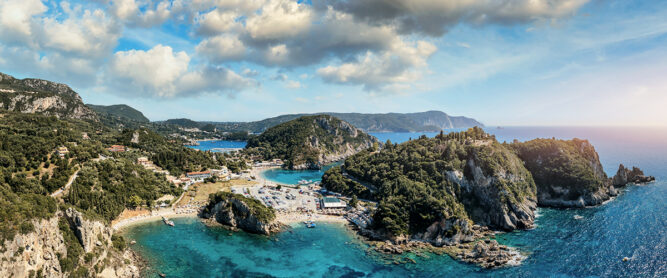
xmin=162 ymin=216 xmax=175 ymax=226
xmin=305 ymin=220 xmax=316 ymax=228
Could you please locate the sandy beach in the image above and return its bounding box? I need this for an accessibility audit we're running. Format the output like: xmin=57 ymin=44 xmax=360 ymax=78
xmin=112 ymin=208 xmax=198 ymax=230
xmin=276 ymin=211 xmax=348 ymax=225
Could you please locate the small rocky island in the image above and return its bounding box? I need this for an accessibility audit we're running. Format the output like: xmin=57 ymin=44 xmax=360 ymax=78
xmin=245 ymin=115 xmax=379 ymax=169
xmin=200 ymin=192 xmax=281 ymax=235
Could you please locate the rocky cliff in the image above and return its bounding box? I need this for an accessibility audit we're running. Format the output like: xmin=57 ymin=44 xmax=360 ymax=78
xmin=201 ymin=192 xmax=281 ymax=235
xmin=0 ymin=208 xmax=140 ymax=278
xmin=324 ymin=128 xmax=537 ymax=249
xmin=612 ymin=164 xmax=656 ymax=186
xmin=0 ymin=73 xmax=97 ymax=120
xmin=245 ymin=115 xmax=379 ymax=169
xmin=512 ymin=138 xmax=618 ymax=207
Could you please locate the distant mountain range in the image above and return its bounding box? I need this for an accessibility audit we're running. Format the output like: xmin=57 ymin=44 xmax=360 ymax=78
xmin=166 ymin=111 xmax=483 ymax=133
xmin=87 ymin=104 xmax=150 ymax=123
xmin=0 ymin=72 xmax=482 ymax=134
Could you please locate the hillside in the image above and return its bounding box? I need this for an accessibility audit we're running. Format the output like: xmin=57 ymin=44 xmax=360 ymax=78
xmin=0 ymin=73 xmax=97 ymax=120
xmin=511 ymin=138 xmax=617 ymax=207
xmin=245 ymin=115 xmax=379 ymax=169
xmin=87 ymin=104 xmax=149 ymax=123
xmin=164 ymin=110 xmax=483 ymax=133
xmin=322 ymin=127 xmax=537 ymax=245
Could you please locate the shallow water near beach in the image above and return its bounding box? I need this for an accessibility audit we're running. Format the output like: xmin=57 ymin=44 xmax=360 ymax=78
xmin=128 ymin=127 xmax=667 ymax=277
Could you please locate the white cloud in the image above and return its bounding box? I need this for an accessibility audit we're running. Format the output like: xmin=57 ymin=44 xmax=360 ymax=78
xmin=196 ymin=35 xmax=246 ymax=62
xmin=264 ymin=44 xmax=290 ymax=64
xmin=110 ymin=44 xmax=190 ymax=97
xmin=109 ymin=44 xmax=255 ymax=98
xmin=111 ymin=0 xmax=172 ymax=27
xmin=317 ymin=40 xmax=437 ymax=92
xmin=245 ymin=0 xmax=313 ymax=40
xmin=0 ymin=0 xmax=46 ymax=45
xmin=195 ymin=8 xmax=241 ymax=36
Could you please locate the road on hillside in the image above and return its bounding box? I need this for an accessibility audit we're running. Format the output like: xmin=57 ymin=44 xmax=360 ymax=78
xmin=50 ymin=169 xmax=80 ymax=198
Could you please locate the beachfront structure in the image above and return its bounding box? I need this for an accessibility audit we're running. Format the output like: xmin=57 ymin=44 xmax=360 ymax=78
xmin=186 ymin=170 xmax=212 ymax=182
xmin=321 ymin=197 xmax=346 ymax=209
xmin=56 ymin=146 xmax=69 ymax=158
xmin=107 ymin=145 xmax=126 ymax=152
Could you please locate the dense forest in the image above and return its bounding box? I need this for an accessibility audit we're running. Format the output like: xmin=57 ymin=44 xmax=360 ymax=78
xmin=511 ymin=138 xmax=608 ymax=203
xmin=0 ymin=111 xmax=233 ymax=241
xmin=322 ymin=127 xmax=537 ymax=236
xmin=66 ymin=159 xmax=181 ymax=222
xmin=245 ymin=115 xmax=377 ymax=169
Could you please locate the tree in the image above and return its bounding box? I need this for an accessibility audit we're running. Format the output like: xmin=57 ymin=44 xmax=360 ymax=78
xmin=128 ymin=195 xmax=143 ymax=209
xmin=349 ymin=195 xmax=359 ymax=208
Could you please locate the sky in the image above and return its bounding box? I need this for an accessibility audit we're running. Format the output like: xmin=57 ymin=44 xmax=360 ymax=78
xmin=0 ymin=0 xmax=665 ymax=126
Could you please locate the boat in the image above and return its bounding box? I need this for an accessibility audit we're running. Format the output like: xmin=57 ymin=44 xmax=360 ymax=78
xmin=573 ymin=215 xmax=584 ymax=220
xmin=162 ymin=216 xmax=175 ymax=226
xmin=305 ymin=220 xmax=316 ymax=228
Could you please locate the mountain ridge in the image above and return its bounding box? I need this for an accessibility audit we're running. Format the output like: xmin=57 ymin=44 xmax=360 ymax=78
xmin=164 ymin=110 xmax=483 ymax=133
xmin=0 ymin=72 xmax=97 ymax=120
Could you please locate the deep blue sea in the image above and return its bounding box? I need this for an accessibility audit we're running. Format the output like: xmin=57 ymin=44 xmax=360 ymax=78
xmin=128 ymin=127 xmax=667 ymax=277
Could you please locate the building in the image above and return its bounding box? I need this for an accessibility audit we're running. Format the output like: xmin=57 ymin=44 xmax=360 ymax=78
xmin=137 ymin=157 xmax=151 ymax=166
xmin=56 ymin=146 xmax=69 ymax=158
xmin=321 ymin=197 xmax=346 ymax=209
xmin=210 ymin=166 xmax=229 ymax=177
xmin=186 ymin=171 xmax=212 ymax=182
xmin=107 ymin=145 xmax=126 ymax=152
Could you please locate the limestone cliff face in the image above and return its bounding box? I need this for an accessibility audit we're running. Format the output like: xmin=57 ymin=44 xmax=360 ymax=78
xmin=0 ymin=217 xmax=66 ymax=278
xmin=201 ymin=192 xmax=281 ymax=235
xmin=512 ymin=138 xmax=617 ymax=208
xmin=0 ymin=209 xmax=140 ymax=278
xmin=0 ymin=73 xmax=97 ymax=120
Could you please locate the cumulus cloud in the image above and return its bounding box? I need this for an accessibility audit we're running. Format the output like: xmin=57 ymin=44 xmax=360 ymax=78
xmin=0 ymin=0 xmax=47 ymax=45
xmin=0 ymin=0 xmax=590 ymax=97
xmin=108 ymin=45 xmax=255 ymax=98
xmin=196 ymin=35 xmax=246 ymax=62
xmin=318 ymin=40 xmax=437 ymax=91
xmin=111 ymin=0 xmax=172 ymax=27
xmin=245 ymin=0 xmax=313 ymax=40
xmin=326 ymin=0 xmax=589 ymax=36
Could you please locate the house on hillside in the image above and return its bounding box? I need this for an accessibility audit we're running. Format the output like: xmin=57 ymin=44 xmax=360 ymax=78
xmin=56 ymin=146 xmax=69 ymax=158
xmin=107 ymin=145 xmax=126 ymax=152
xmin=186 ymin=171 xmax=212 ymax=183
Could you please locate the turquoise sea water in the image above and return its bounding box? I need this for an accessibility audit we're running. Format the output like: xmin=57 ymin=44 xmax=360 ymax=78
xmin=260 ymin=162 xmax=341 ymax=185
xmin=187 ymin=140 xmax=247 ymax=152
xmin=128 ymin=127 xmax=667 ymax=277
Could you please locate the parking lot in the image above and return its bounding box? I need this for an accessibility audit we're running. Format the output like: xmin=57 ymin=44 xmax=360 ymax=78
xmin=232 ymin=185 xmax=320 ymax=212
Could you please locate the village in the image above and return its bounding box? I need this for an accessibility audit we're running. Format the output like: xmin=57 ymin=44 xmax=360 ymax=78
xmin=92 ymin=142 xmax=374 ymax=230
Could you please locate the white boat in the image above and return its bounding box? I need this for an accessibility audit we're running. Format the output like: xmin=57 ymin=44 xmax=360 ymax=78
xmin=162 ymin=216 xmax=175 ymax=226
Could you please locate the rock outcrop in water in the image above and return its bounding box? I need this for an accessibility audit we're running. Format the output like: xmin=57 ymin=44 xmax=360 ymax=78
xmin=0 ymin=72 xmax=98 ymax=120
xmin=0 ymin=208 xmax=140 ymax=278
xmin=201 ymin=192 xmax=281 ymax=235
xmin=245 ymin=115 xmax=379 ymax=170
xmin=512 ymin=138 xmax=618 ymax=207
xmin=612 ymin=164 xmax=656 ymax=186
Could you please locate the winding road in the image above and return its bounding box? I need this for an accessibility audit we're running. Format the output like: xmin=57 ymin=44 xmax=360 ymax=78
xmin=50 ymin=169 xmax=79 ymax=198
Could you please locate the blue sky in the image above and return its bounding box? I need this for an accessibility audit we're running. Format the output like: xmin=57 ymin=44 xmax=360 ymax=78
xmin=0 ymin=0 xmax=665 ymax=126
